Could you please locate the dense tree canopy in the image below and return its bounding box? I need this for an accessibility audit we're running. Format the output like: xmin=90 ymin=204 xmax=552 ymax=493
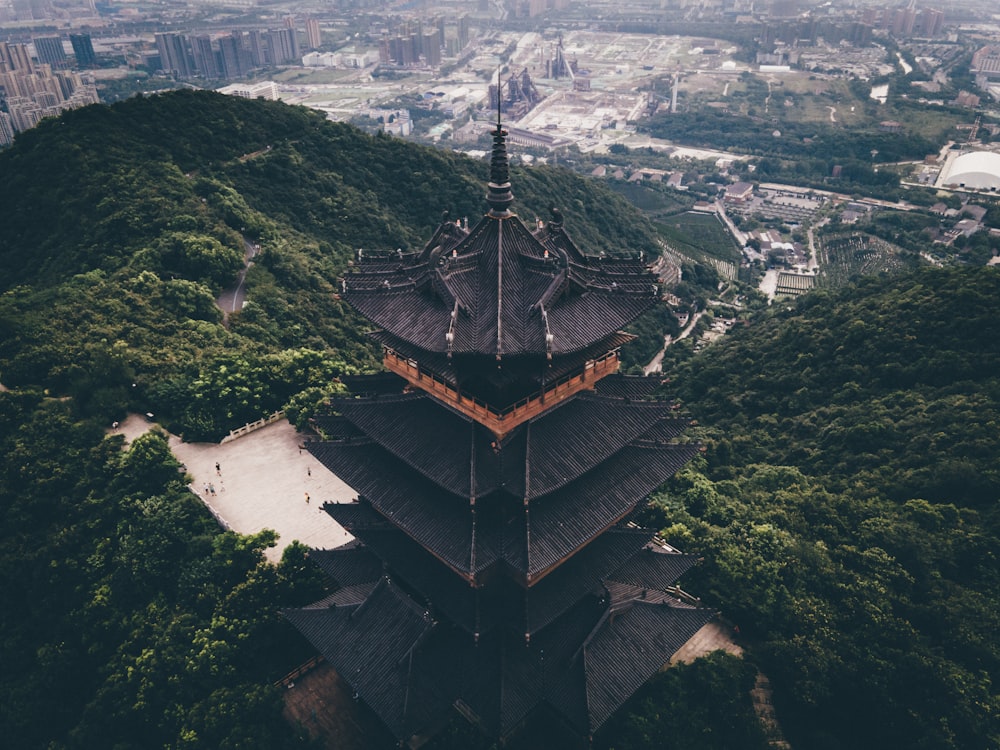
xmin=0 ymin=392 xmax=328 ymax=749
xmin=647 ymin=267 xmax=1000 ymax=749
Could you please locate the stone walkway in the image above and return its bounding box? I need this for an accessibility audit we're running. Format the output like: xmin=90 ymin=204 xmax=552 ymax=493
xmin=752 ymin=672 xmax=793 ymax=748
xmin=280 ymin=662 xmax=395 ymax=750
xmin=115 ymin=413 xmax=353 ymax=562
xmin=669 ymin=620 xmax=743 ymax=665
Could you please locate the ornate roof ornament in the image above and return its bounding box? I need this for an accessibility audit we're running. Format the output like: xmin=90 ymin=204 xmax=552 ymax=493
xmin=486 ymin=90 xmax=514 ymax=216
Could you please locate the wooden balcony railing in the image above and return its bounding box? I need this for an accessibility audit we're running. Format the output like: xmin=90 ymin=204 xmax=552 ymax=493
xmin=383 ymin=348 xmax=620 ymax=438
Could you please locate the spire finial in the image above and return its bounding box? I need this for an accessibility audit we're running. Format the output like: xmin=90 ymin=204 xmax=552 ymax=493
xmin=487 ymin=75 xmax=514 ymax=216
xmin=496 ymin=66 xmax=502 ymax=131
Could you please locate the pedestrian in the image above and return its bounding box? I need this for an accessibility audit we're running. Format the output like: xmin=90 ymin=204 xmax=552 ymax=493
xmin=203 ymin=483 xmax=209 ymax=495
xmin=220 ymin=479 xmax=226 ymax=492
xmin=305 ymin=492 xmax=310 ymax=504
xmin=209 ymin=483 xmax=216 ymax=495
xmin=215 ymin=462 xmax=221 ymax=475
xmin=307 ymin=466 xmax=311 ymax=477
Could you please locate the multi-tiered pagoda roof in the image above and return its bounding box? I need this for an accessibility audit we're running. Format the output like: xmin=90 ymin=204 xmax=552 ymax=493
xmin=285 ymin=113 xmax=713 ymax=746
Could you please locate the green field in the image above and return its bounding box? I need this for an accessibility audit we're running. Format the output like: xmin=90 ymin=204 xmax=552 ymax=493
xmin=609 ymin=181 xmax=694 ymax=217
xmin=654 ymin=211 xmax=741 ymax=264
xmin=654 ymin=68 xmax=969 ymax=150
xmin=816 ymin=233 xmax=913 ymax=288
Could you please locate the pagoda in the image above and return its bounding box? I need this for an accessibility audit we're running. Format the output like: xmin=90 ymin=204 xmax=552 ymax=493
xmin=285 ymin=112 xmax=713 ymax=747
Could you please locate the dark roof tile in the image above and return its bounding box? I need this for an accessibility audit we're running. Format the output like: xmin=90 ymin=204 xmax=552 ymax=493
xmin=583 ymin=603 xmax=714 ymax=731
xmin=344 ymin=210 xmax=657 ymax=358
xmin=313 ymin=436 xmax=698 ymax=581
xmin=518 ymin=443 xmax=702 ymax=578
xmin=309 ymin=541 xmax=383 ymax=586
xmin=324 ymin=390 xmax=686 ymax=500
xmin=311 ymin=442 xmax=501 ymax=576
xmin=283 ymin=579 xmax=446 ymax=738
xmin=607 ymin=545 xmax=700 ymax=591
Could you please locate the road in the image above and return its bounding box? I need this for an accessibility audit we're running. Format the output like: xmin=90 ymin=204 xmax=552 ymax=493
xmin=806 ymin=217 xmax=828 ymax=272
xmin=216 ymin=237 xmax=259 ymax=320
xmin=643 ymin=310 xmax=704 ymax=375
xmin=714 ymin=199 xmax=748 ymax=246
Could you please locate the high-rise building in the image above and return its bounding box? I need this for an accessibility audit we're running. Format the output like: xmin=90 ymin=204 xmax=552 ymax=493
xmin=306 ymin=18 xmax=321 ymax=50
xmin=155 ymin=32 xmax=194 ymax=78
xmin=190 ymin=34 xmax=221 ymax=78
xmin=413 ymin=19 xmax=423 ymax=54
xmin=286 ymin=119 xmax=711 ymax=746
xmin=246 ymin=31 xmax=266 ymax=68
xmin=0 ymin=111 xmax=15 ymax=146
xmin=218 ymin=33 xmax=251 ymax=78
xmin=848 ymin=22 xmax=872 ymax=47
xmin=6 ymin=96 xmax=44 ymax=131
xmin=918 ymin=8 xmax=944 ymax=37
xmin=457 ymin=15 xmax=470 ymax=49
xmin=33 ymin=36 xmax=67 ymax=68
xmin=1 ymin=42 xmax=34 ymax=74
xmin=52 ymin=68 xmax=79 ymax=98
xmin=70 ymin=33 xmax=97 ymax=67
xmin=32 ymin=89 xmax=59 ymax=109
xmin=890 ymin=7 xmax=917 ymax=36
xmin=0 ymin=54 xmax=97 ymax=135
xmin=423 ymin=30 xmax=441 ymax=66
xmin=388 ymin=34 xmax=417 ymax=66
xmin=265 ymin=28 xmax=299 ymax=65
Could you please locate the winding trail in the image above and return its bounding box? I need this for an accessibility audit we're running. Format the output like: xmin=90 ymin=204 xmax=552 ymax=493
xmin=643 ymin=310 xmax=705 ymax=374
xmin=216 ymin=237 xmax=259 ymax=323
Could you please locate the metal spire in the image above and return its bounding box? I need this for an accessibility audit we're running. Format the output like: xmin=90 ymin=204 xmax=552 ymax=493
xmin=487 ymin=73 xmax=513 ymax=216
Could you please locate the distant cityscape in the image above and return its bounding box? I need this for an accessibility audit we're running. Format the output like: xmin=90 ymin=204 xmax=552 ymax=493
xmin=2 ymin=0 xmax=1000 ymax=146
xmin=4 ymin=0 xmax=1000 ymax=293
xmin=3 ymin=0 xmax=1000 ymax=227
xmin=0 ymin=39 xmax=98 ymax=138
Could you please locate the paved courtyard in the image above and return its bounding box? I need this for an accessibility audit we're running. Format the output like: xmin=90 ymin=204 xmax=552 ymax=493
xmin=115 ymin=413 xmax=353 ymax=562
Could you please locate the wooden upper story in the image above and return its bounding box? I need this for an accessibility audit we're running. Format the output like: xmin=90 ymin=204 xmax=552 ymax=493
xmin=383 ymin=346 xmax=620 ymax=438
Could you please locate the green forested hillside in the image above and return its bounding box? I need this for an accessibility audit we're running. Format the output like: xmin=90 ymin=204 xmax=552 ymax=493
xmin=3 ymin=91 xmax=998 ymax=750
xmin=642 ymin=267 xmax=1000 ymax=749
xmin=1 ymin=89 xmax=660 ymax=291
xmin=0 ymin=90 xmax=663 ymax=440
xmin=0 ymin=91 xmax=686 ymax=750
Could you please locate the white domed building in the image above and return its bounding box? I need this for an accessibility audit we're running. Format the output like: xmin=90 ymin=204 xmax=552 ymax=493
xmin=942 ymin=151 xmax=1000 ymax=191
